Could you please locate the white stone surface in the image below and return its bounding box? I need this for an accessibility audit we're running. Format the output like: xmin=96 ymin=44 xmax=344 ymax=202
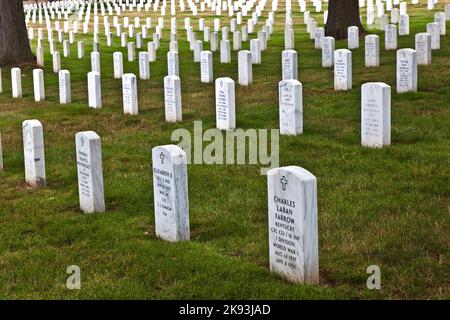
xmin=282 ymin=50 xmax=298 ymax=80
xmin=415 ymin=33 xmax=432 ymax=66
xmin=88 ymin=71 xmax=102 ymax=108
xmin=267 ymin=166 xmax=319 ymax=284
xmin=322 ymin=36 xmax=335 ymax=67
xmin=139 ymin=52 xmax=150 ymax=80
xmin=399 ymin=14 xmax=409 ymax=36
xmin=22 ymin=119 xmax=46 ymax=187
xmin=164 ymin=75 xmax=182 ymax=122
xmin=167 ymin=51 xmax=179 ymax=76
xmin=122 ymin=73 xmax=138 ymax=115
xmin=279 ymin=80 xmax=303 ymax=135
xmin=361 ymin=82 xmax=391 ymax=148
xmin=113 ymin=52 xmax=124 ymax=79
xmin=220 ymin=39 xmax=231 ymax=63
xmin=365 ymin=35 xmax=380 ymax=67
xmin=348 ymin=26 xmax=359 ymax=49
xmin=427 ymin=22 xmax=440 ymax=50
xmin=152 ymin=144 xmax=190 ymax=242
xmin=76 ymin=131 xmax=105 ymax=213
xmin=215 ymin=77 xmax=236 ymax=130
xmin=238 ymin=50 xmax=252 ymax=86
xmin=250 ymin=39 xmax=262 ymax=64
xmin=334 ymin=49 xmax=352 ymax=90
xmin=396 ymin=48 xmax=417 ymax=93
xmin=33 ymin=69 xmax=45 ymax=102
xmin=11 ymin=68 xmax=22 ymax=98
xmin=59 ymin=70 xmax=71 ymax=104
xmin=385 ymin=24 xmax=397 ymax=50
xmin=200 ymin=51 xmax=213 ymax=83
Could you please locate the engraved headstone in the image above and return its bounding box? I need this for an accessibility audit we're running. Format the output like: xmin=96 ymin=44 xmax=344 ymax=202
xmin=365 ymin=35 xmax=380 ymax=67
xmin=88 ymin=71 xmax=102 ymax=108
xmin=279 ymin=80 xmax=303 ymax=135
xmin=164 ymin=75 xmax=182 ymax=122
xmin=322 ymin=36 xmax=335 ymax=67
xmin=282 ymin=50 xmax=298 ymax=80
xmin=361 ymin=82 xmax=391 ymax=148
xmin=267 ymin=166 xmax=319 ymax=284
xmin=215 ymin=77 xmax=236 ymax=130
xmin=415 ymin=33 xmax=432 ymax=66
xmin=238 ymin=50 xmax=253 ymax=86
xmin=200 ymin=51 xmax=213 ymax=83
xmin=334 ymin=49 xmax=352 ymax=90
xmin=396 ymin=48 xmax=417 ymax=93
xmin=59 ymin=70 xmax=71 ymax=104
xmin=151 ymin=145 xmax=190 ymax=242
xmin=76 ymin=131 xmax=105 ymax=213
xmin=122 ymin=73 xmax=138 ymax=115
xmin=33 ymin=69 xmax=45 ymax=102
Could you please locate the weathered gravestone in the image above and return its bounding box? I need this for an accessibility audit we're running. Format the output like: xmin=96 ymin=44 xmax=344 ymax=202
xmin=279 ymin=80 xmax=303 ymax=135
xmin=22 ymin=120 xmax=46 ymax=187
xmin=396 ymin=48 xmax=417 ymax=93
xmin=385 ymin=24 xmax=397 ymax=50
xmin=334 ymin=49 xmax=352 ymax=90
xmin=164 ymin=75 xmax=182 ymax=122
xmin=76 ymin=131 xmax=105 ymax=213
xmin=348 ymin=26 xmax=359 ymax=49
xmin=215 ymin=77 xmax=236 ymax=130
xmin=152 ymin=145 xmax=190 ymax=242
xmin=267 ymin=166 xmax=319 ymax=284
xmin=122 ymin=73 xmax=138 ymax=115
xmin=361 ymin=82 xmax=391 ymax=148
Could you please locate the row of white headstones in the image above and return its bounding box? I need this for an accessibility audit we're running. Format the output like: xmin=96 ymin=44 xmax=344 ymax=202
xmin=1 ymin=1 xmax=448 ymax=284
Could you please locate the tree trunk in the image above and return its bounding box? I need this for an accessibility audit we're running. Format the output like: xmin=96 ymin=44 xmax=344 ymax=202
xmin=325 ymin=0 xmax=365 ymax=39
xmin=0 ymin=0 xmax=35 ymax=67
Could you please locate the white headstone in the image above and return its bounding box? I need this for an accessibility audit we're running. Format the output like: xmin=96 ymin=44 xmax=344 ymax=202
xmin=139 ymin=52 xmax=150 ymax=80
xmin=238 ymin=50 xmax=253 ymax=86
xmin=415 ymin=33 xmax=432 ymax=66
xmin=33 ymin=69 xmax=45 ymax=102
xmin=53 ymin=51 xmax=61 ymax=74
xmin=91 ymin=51 xmax=101 ymax=73
xmin=148 ymin=41 xmax=157 ymax=61
xmin=427 ymin=22 xmax=440 ymax=50
xmin=399 ymin=14 xmax=409 ymax=36
xmin=113 ymin=52 xmax=124 ymax=79
xmin=167 ymin=51 xmax=179 ymax=76
xmin=365 ymin=35 xmax=380 ymax=67
xmin=215 ymin=77 xmax=236 ymax=130
xmin=361 ymin=82 xmax=391 ymax=148
xmin=396 ymin=49 xmax=417 ymax=93
xmin=88 ymin=71 xmax=102 ymax=108
xmin=151 ymin=145 xmax=190 ymax=242
xmin=334 ymin=49 xmax=352 ymax=90
xmin=122 ymin=73 xmax=138 ymax=115
xmin=267 ymin=166 xmax=319 ymax=284
xmin=22 ymin=119 xmax=46 ymax=187
xmin=11 ymin=68 xmax=22 ymax=98
xmin=76 ymin=131 xmax=105 ymax=213
xmin=348 ymin=26 xmax=359 ymax=49
xmin=164 ymin=75 xmax=182 ymax=122
xmin=385 ymin=24 xmax=397 ymax=50
xmin=250 ymin=39 xmax=262 ymax=64
xmin=282 ymin=50 xmax=298 ymax=80
xmin=322 ymin=36 xmax=335 ymax=67
xmin=279 ymin=80 xmax=303 ymax=135
xmin=59 ymin=70 xmax=71 ymax=104
xmin=220 ymin=39 xmax=231 ymax=63
xmin=200 ymin=50 xmax=213 ymax=83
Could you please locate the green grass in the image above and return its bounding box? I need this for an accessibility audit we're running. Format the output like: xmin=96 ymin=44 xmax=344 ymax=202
xmin=0 ymin=3 xmax=449 ymax=299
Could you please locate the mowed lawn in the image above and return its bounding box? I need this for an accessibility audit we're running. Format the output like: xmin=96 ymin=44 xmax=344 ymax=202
xmin=0 ymin=3 xmax=448 ymax=299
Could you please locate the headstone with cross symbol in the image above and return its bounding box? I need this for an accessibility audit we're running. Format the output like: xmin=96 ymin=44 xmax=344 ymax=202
xmin=267 ymin=166 xmax=319 ymax=284
xmin=152 ymin=145 xmax=190 ymax=242
xmin=76 ymin=131 xmax=105 ymax=213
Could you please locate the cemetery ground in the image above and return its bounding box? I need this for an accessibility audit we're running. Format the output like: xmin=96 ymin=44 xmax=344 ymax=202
xmin=0 ymin=4 xmax=449 ymax=299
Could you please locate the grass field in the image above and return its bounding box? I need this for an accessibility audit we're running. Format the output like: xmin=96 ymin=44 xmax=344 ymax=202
xmin=0 ymin=2 xmax=449 ymax=299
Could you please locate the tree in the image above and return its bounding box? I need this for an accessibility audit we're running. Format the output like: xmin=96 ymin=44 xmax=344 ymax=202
xmin=0 ymin=0 xmax=35 ymax=67
xmin=325 ymin=0 xmax=365 ymax=39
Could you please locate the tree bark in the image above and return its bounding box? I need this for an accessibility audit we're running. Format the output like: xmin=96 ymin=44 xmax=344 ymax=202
xmin=325 ymin=0 xmax=365 ymax=39
xmin=0 ymin=0 xmax=35 ymax=67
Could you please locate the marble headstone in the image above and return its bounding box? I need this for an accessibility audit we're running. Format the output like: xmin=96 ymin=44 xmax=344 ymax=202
xmin=215 ymin=77 xmax=236 ymax=130
xmin=279 ymin=80 xmax=303 ymax=135
xmin=22 ymin=119 xmax=46 ymax=187
xmin=164 ymin=75 xmax=182 ymax=122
